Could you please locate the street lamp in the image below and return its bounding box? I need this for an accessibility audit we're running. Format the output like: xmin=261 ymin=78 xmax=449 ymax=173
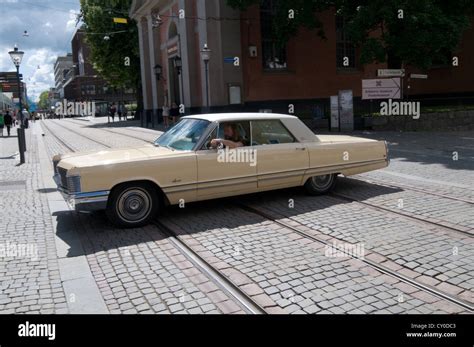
xmin=154 ymin=64 xmax=163 ymax=81
xmin=8 ymin=45 xmax=25 ymax=164
xmin=8 ymin=46 xmax=24 ymax=120
xmin=200 ymin=44 xmax=211 ymax=111
xmin=173 ymin=56 xmax=182 ymax=74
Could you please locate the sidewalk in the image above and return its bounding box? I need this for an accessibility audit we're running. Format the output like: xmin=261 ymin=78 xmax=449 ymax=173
xmin=0 ymin=124 xmax=68 ymax=313
xmin=0 ymin=123 xmax=107 ymax=314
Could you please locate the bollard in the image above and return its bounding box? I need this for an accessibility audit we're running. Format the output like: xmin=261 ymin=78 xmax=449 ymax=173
xmin=17 ymin=128 xmax=25 ymax=164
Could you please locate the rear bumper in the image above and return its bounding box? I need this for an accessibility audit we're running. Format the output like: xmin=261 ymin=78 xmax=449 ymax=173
xmin=53 ymin=174 xmax=109 ymax=211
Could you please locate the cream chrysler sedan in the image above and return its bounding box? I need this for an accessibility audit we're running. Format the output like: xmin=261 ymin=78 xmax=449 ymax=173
xmin=53 ymin=113 xmax=389 ymax=228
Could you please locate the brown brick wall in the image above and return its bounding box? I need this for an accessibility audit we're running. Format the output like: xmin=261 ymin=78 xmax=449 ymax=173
xmin=240 ymin=6 xmax=474 ymax=102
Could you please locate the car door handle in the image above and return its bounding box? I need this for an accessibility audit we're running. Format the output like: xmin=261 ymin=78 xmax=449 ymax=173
xmin=296 ymin=147 xmax=306 ymax=151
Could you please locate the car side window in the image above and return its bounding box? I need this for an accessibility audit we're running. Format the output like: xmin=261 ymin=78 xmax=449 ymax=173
xmin=200 ymin=127 xmax=218 ymax=150
xmin=251 ymin=120 xmax=296 ymax=145
xmin=217 ymin=121 xmax=251 ymax=147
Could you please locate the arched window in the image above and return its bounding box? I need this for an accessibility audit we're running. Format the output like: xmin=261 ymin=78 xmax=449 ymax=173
xmin=168 ymin=21 xmax=178 ymax=40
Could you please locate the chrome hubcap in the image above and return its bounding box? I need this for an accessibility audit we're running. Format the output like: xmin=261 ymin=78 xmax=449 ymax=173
xmin=117 ymin=188 xmax=151 ymax=223
xmin=311 ymin=175 xmax=333 ymax=190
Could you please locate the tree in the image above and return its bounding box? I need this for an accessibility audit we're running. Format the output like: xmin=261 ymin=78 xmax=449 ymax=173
xmin=227 ymin=0 xmax=474 ymax=69
xmin=79 ymin=0 xmax=141 ymax=90
xmin=38 ymin=91 xmax=50 ymax=110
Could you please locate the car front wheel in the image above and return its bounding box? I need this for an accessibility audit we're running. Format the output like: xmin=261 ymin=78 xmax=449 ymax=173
xmin=106 ymin=182 xmax=159 ymax=228
xmin=304 ymin=174 xmax=337 ymax=195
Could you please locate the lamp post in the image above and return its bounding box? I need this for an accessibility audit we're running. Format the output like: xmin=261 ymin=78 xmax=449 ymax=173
xmin=8 ymin=45 xmax=25 ymax=164
xmin=200 ymin=44 xmax=211 ymax=112
xmin=154 ymin=64 xmax=163 ymax=81
xmin=151 ymin=64 xmax=163 ymax=128
xmin=8 ymin=46 xmax=24 ymax=126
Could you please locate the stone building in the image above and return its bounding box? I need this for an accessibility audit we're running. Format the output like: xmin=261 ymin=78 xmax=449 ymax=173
xmin=130 ymin=0 xmax=244 ymax=123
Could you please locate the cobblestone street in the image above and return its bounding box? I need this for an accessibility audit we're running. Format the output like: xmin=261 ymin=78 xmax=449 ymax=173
xmin=0 ymin=118 xmax=472 ymax=314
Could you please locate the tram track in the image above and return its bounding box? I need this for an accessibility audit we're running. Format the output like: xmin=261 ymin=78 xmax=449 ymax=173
xmin=41 ymin=119 xmax=267 ymax=314
xmin=63 ymin=118 xmax=160 ymax=141
xmin=41 ymin=118 xmax=473 ymax=313
xmin=330 ymin=191 xmax=473 ymax=237
xmin=351 ymin=175 xmax=474 ymax=205
xmin=238 ymin=203 xmax=473 ymax=312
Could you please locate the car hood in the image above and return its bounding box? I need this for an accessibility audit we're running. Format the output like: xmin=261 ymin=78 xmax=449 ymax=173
xmin=57 ymin=144 xmax=178 ymax=170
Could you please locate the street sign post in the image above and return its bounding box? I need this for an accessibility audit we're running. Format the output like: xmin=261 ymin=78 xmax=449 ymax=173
xmin=362 ymin=78 xmax=401 ymax=100
xmin=330 ymin=95 xmax=339 ymax=131
xmin=338 ymin=90 xmax=354 ymax=132
xmin=377 ymin=69 xmax=405 ymax=77
xmin=410 ymin=74 xmax=428 ymax=79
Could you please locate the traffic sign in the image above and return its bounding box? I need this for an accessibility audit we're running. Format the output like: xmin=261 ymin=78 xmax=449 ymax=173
xmin=377 ymin=69 xmax=405 ymax=77
xmin=113 ymin=17 xmax=128 ymax=24
xmin=362 ymin=78 xmax=401 ymax=100
xmin=410 ymin=74 xmax=428 ymax=79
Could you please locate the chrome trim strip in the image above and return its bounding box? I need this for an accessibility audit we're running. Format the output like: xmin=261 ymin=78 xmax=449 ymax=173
xmin=257 ymin=169 xmax=307 ymax=182
xmin=305 ymin=159 xmax=387 ymax=175
xmin=75 ymin=191 xmax=110 ymax=199
xmin=161 ymin=159 xmax=386 ymax=195
xmin=53 ymin=174 xmax=110 ymax=211
xmin=198 ymin=177 xmax=256 ymax=190
xmin=163 ymin=185 xmax=197 ymax=194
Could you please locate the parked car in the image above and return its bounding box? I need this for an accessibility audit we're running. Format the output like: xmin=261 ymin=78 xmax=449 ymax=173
xmin=53 ymin=113 xmax=389 ymax=228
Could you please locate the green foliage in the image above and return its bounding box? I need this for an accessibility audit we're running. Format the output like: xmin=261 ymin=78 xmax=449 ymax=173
xmin=38 ymin=91 xmax=49 ymax=110
xmin=79 ymin=0 xmax=140 ymax=89
xmin=226 ymin=0 xmax=474 ymax=69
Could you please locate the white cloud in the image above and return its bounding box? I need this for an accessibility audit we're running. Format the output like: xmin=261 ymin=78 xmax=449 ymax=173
xmin=0 ymin=1 xmax=81 ymax=102
xmin=66 ymin=9 xmax=79 ymax=32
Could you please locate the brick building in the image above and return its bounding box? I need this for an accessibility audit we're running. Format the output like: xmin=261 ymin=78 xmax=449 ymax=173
xmin=130 ymin=1 xmax=474 ymax=123
xmin=63 ymin=29 xmax=136 ymax=115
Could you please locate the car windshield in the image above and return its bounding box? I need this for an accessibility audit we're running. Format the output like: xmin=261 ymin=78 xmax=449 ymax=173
xmin=154 ymin=119 xmax=210 ymax=151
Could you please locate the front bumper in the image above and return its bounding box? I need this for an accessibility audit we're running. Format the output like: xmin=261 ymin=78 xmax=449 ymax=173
xmin=53 ymin=174 xmax=109 ymax=211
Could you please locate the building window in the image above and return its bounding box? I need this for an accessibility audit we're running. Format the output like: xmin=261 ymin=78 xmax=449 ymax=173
xmin=336 ymin=16 xmax=356 ymax=69
xmin=81 ymin=85 xmax=96 ymax=96
xmin=260 ymin=0 xmax=287 ymax=70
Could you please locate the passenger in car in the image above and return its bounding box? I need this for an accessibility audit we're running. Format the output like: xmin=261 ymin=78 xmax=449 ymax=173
xmin=211 ymin=123 xmax=246 ymax=149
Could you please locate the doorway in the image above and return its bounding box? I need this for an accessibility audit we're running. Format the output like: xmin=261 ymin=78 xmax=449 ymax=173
xmin=168 ymin=57 xmax=181 ymax=106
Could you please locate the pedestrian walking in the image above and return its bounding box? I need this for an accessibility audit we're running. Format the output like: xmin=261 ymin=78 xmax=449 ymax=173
xmin=162 ymin=103 xmax=170 ymax=129
xmin=22 ymin=109 xmax=30 ymax=129
xmin=119 ymin=103 xmax=127 ymax=121
xmin=4 ymin=111 xmax=12 ymax=137
xmin=0 ymin=112 xmax=4 ymax=137
xmin=170 ymin=102 xmax=180 ymax=125
xmin=110 ymin=103 xmax=116 ymax=122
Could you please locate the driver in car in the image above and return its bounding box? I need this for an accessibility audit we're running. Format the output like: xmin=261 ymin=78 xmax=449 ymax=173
xmin=211 ymin=123 xmax=246 ymax=149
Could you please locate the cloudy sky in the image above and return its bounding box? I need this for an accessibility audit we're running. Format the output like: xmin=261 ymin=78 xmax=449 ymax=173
xmin=0 ymin=0 xmax=81 ymax=102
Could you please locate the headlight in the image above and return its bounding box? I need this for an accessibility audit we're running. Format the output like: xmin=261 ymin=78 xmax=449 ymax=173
xmin=52 ymin=155 xmax=62 ymax=174
xmin=384 ymin=141 xmax=390 ymax=164
xmin=67 ymin=176 xmax=82 ymax=193
xmin=53 ymin=160 xmax=60 ymax=174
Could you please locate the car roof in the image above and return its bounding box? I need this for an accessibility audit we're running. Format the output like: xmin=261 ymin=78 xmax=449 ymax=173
xmin=182 ymin=113 xmax=298 ymax=122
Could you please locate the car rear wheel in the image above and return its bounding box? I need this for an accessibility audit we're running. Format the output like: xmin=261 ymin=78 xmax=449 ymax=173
xmin=106 ymin=182 xmax=159 ymax=228
xmin=304 ymin=174 xmax=337 ymax=195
